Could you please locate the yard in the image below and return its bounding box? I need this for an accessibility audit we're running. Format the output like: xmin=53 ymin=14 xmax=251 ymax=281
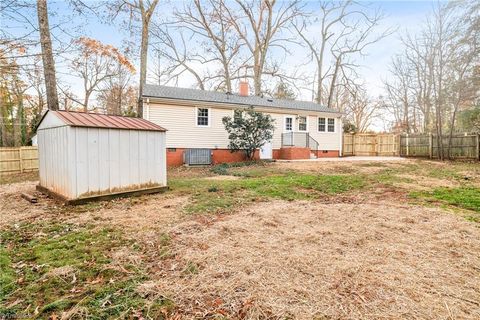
xmin=1 ymin=159 xmax=479 ymax=319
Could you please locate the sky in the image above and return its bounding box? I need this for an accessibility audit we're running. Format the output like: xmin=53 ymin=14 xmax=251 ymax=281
xmin=3 ymin=0 xmax=441 ymax=115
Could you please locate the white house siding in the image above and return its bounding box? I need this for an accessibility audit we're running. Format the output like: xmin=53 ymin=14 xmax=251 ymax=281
xmin=146 ymin=102 xmax=342 ymax=151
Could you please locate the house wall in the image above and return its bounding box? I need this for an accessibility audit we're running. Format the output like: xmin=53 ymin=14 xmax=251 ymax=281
xmin=146 ymin=101 xmax=343 ymax=164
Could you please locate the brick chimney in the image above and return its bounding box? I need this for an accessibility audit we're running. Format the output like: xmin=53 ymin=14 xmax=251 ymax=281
xmin=239 ymin=81 xmax=249 ymax=96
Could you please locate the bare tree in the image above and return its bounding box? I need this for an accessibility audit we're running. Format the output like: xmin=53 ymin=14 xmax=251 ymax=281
xmin=67 ymin=37 xmax=135 ymax=112
xmin=150 ymin=27 xmax=208 ymax=90
xmin=171 ymin=0 xmax=244 ymax=92
xmin=293 ymin=1 xmax=391 ymax=106
xmin=109 ymin=0 xmax=160 ymax=117
xmin=36 ymin=0 xmax=59 ymax=110
xmin=224 ymin=0 xmax=303 ymax=95
xmin=384 ymin=1 xmax=479 ymax=159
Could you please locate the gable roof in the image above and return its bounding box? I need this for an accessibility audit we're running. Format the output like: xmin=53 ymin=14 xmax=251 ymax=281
xmin=40 ymin=110 xmax=166 ymax=132
xmin=143 ymin=84 xmax=341 ymax=114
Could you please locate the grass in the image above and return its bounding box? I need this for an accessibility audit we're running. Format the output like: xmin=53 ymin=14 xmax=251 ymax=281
xmin=171 ymin=172 xmax=366 ymax=214
xmin=0 ymin=223 xmax=174 ymax=319
xmin=410 ymin=187 xmax=480 ymax=213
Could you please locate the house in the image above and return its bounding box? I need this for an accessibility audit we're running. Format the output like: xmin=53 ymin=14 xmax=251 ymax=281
xmin=36 ymin=110 xmax=168 ymax=204
xmin=142 ymin=82 xmax=343 ymax=166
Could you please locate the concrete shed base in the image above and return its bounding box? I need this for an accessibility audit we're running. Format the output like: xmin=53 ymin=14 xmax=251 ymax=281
xmin=36 ymin=184 xmax=169 ymax=205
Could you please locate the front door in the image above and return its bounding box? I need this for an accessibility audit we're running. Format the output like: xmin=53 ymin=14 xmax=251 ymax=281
xmin=260 ymin=141 xmax=273 ymax=159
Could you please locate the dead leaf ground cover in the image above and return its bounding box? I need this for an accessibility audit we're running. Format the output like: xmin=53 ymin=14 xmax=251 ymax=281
xmin=0 ymin=159 xmax=479 ymax=319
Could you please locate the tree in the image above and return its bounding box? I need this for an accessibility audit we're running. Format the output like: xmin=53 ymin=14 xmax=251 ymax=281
xmin=272 ymin=82 xmax=296 ymax=100
xmin=384 ymin=1 xmax=479 ymax=159
xmin=457 ymin=106 xmax=480 ymax=132
xmin=222 ymin=107 xmax=275 ymax=160
xmin=169 ymin=0 xmax=244 ymax=92
xmin=294 ymin=1 xmax=392 ymax=106
xmin=36 ymin=0 xmax=59 ymax=110
xmin=67 ymin=37 xmax=135 ymax=112
xmin=109 ymin=0 xmax=160 ymax=117
xmin=224 ymin=0 xmax=303 ymax=96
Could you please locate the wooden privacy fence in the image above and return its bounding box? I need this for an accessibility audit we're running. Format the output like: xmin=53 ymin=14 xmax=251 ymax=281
xmin=399 ymin=133 xmax=480 ymax=160
xmin=343 ymin=133 xmax=399 ymax=156
xmin=0 ymin=147 xmax=39 ymax=175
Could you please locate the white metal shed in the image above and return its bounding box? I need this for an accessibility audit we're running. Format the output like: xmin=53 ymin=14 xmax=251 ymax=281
xmin=36 ymin=110 xmax=167 ymax=204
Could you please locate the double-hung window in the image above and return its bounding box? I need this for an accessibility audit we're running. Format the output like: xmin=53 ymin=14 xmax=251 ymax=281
xmin=285 ymin=116 xmax=293 ymax=131
xmin=318 ymin=117 xmax=335 ymax=132
xmin=197 ymin=108 xmax=209 ymax=126
xmin=318 ymin=117 xmax=326 ymax=132
xmin=328 ymin=118 xmax=335 ymax=132
xmin=298 ymin=116 xmax=307 ymax=131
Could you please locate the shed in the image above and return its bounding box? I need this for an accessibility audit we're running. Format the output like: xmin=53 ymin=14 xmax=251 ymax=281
xmin=36 ymin=110 xmax=168 ymax=204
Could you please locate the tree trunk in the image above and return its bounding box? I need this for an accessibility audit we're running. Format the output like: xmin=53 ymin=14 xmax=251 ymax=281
xmin=37 ymin=0 xmax=59 ymax=111
xmin=137 ymin=19 xmax=149 ymax=118
xmin=327 ymin=56 xmax=340 ymax=109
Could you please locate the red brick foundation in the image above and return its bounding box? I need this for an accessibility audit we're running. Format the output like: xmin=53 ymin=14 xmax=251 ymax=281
xmin=166 ymin=148 xmax=185 ymax=166
xmin=212 ymin=149 xmax=247 ymax=165
xmin=315 ymin=150 xmax=340 ymax=158
xmin=166 ymin=147 xmax=339 ymax=166
xmin=279 ymin=147 xmax=311 ymax=160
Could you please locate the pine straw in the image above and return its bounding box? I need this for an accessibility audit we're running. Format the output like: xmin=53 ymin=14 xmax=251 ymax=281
xmin=151 ymin=200 xmax=480 ymax=319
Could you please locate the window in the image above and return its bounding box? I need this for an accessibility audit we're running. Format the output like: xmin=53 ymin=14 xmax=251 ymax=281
xmin=197 ymin=108 xmax=209 ymax=126
xmin=318 ymin=117 xmax=326 ymax=132
xmin=298 ymin=116 xmax=307 ymax=131
xmin=328 ymin=118 xmax=335 ymax=132
xmin=233 ymin=109 xmax=242 ymax=121
xmin=285 ymin=116 xmax=293 ymax=131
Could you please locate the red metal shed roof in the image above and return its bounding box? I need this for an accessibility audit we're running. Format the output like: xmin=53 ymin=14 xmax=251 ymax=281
xmin=51 ymin=110 xmax=167 ymax=132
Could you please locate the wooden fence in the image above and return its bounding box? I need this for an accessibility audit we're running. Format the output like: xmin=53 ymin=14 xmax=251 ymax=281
xmin=0 ymin=147 xmax=39 ymax=175
xmin=343 ymin=132 xmax=480 ymax=160
xmin=399 ymin=133 xmax=480 ymax=160
xmin=343 ymin=133 xmax=399 ymax=156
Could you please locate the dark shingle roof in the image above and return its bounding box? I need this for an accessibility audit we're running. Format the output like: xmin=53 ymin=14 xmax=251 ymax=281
xmin=143 ymin=84 xmax=340 ymax=114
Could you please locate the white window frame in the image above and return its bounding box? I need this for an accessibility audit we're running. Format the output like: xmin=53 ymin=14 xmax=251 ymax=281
xmin=284 ymin=115 xmax=294 ymax=132
xmin=318 ymin=117 xmax=326 ymax=132
xmin=195 ymin=107 xmax=211 ymax=127
xmin=327 ymin=118 xmax=335 ymax=133
xmin=298 ymin=115 xmax=308 ymax=132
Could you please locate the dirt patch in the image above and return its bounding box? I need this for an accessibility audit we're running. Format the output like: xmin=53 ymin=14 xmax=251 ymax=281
xmin=396 ymin=173 xmax=460 ymax=190
xmin=0 ymin=181 xmax=187 ymax=239
xmin=205 ymin=175 xmax=240 ymax=181
xmin=153 ymin=200 xmax=480 ymax=319
xmin=273 ymin=160 xmax=413 ymax=175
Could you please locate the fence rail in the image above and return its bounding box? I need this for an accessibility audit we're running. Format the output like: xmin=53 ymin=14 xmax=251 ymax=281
xmin=399 ymin=133 xmax=480 ymax=159
xmin=0 ymin=146 xmax=39 ymax=175
xmin=343 ymin=133 xmax=398 ymax=156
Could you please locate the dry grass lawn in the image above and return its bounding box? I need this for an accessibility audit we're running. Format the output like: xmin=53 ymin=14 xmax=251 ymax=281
xmin=1 ymin=159 xmax=479 ymax=319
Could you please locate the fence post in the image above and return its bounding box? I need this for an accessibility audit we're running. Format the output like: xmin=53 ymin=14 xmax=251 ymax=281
xmin=19 ymin=147 xmax=24 ymax=173
xmin=477 ymin=133 xmax=480 ymax=161
xmin=352 ymin=134 xmax=355 ymax=156
xmin=429 ymin=133 xmax=433 ymax=159
xmin=406 ymin=133 xmax=409 ymax=157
